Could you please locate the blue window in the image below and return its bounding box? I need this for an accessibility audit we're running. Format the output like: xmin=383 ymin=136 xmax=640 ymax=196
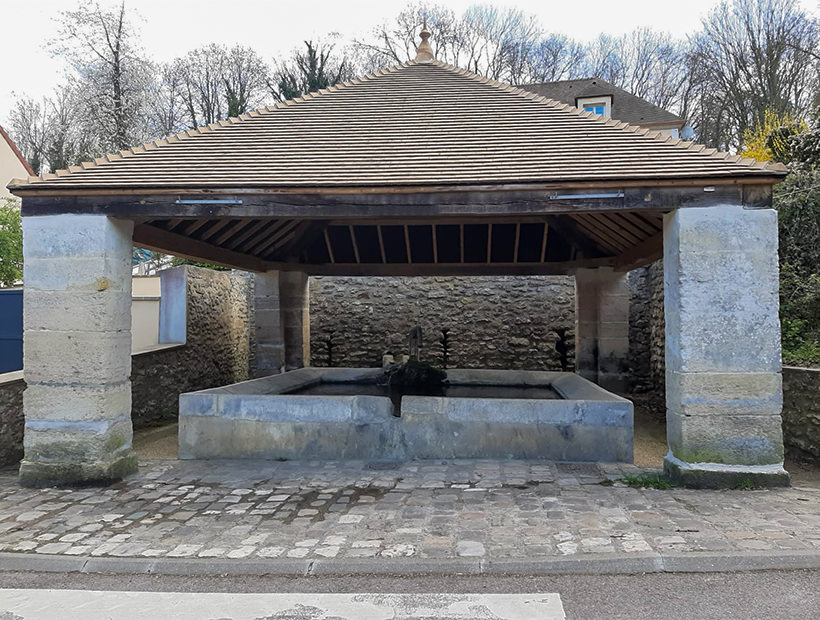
xmin=584 ymin=104 xmax=606 ymax=115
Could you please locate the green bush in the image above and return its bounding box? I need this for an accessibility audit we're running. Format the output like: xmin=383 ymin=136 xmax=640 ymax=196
xmin=0 ymin=199 xmax=23 ymax=287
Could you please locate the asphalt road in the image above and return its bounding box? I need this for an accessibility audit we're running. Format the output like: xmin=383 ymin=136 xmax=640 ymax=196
xmin=1 ymin=569 xmax=818 ymax=619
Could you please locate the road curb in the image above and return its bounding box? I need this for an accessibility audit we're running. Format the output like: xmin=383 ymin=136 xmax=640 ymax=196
xmin=1 ymin=550 xmax=818 ymax=577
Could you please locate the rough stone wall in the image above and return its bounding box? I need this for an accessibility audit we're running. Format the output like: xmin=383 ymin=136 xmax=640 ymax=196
xmin=131 ymin=266 xmax=253 ymax=428
xmin=0 ymin=376 xmax=24 ymax=466
xmin=628 ymin=260 xmax=666 ymax=414
xmin=782 ymin=366 xmax=820 ymax=462
xmin=309 ymin=276 xmax=575 ymax=371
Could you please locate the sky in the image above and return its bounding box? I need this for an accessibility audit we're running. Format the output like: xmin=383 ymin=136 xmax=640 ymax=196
xmin=1 ymin=0 xmax=819 ymax=125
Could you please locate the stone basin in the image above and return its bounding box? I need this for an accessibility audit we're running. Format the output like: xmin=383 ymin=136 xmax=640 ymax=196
xmin=179 ymin=368 xmax=633 ymax=462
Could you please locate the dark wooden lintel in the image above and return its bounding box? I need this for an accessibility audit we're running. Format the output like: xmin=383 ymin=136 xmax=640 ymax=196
xmin=21 ymin=185 xmax=753 ymax=218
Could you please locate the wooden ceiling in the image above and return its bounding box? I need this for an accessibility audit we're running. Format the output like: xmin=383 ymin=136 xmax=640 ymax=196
xmin=132 ymin=209 xmax=665 ymax=276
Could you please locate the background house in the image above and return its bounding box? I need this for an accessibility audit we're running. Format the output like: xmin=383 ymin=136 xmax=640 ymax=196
xmin=523 ymin=78 xmax=690 ymax=138
xmin=0 ymin=125 xmax=33 ymax=199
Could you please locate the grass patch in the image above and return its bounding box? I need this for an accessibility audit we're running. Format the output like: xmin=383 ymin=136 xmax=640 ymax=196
xmin=735 ymin=478 xmax=757 ymax=490
xmin=619 ymin=473 xmax=676 ymax=490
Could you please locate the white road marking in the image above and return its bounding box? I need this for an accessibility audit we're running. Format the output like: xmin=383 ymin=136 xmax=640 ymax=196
xmin=0 ymin=589 xmax=565 ymax=619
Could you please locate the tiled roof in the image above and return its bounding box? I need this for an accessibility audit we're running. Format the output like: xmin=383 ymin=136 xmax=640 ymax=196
xmin=521 ymin=78 xmax=684 ymax=128
xmin=8 ymin=62 xmax=785 ymax=193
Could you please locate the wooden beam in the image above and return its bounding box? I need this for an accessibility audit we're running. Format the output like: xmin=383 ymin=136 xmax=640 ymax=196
xmin=303 ymin=257 xmax=614 ymax=277
xmin=349 ymin=225 xmax=361 ymax=264
xmin=198 ymin=219 xmax=234 ymax=241
xmin=486 ymin=223 xmax=492 ymax=264
xmin=376 ymin=225 xmax=386 ymax=264
xmin=324 ymin=228 xmax=335 ymax=264
xmin=22 ymin=185 xmax=755 ymax=218
xmin=540 ymin=222 xmax=549 ymax=263
xmin=547 ymin=215 xmax=608 ymax=258
xmin=513 ymin=222 xmax=520 ymax=263
xmin=180 ymin=218 xmax=212 ymax=236
xmin=133 ymin=224 xmax=267 ymax=272
xmin=404 ymin=225 xmax=412 ymax=264
xmin=614 ymin=233 xmax=664 ymax=271
xmin=267 ymin=220 xmax=327 ymax=261
xmin=212 ymin=219 xmax=253 ymax=245
xmin=225 ymin=219 xmax=273 ymax=250
xmin=248 ymin=221 xmax=298 ymax=255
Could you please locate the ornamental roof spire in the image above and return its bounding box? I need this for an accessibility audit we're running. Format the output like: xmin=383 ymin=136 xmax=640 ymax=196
xmin=414 ymin=21 xmax=435 ymax=63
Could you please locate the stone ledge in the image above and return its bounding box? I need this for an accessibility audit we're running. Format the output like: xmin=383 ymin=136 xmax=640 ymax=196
xmin=17 ymin=451 xmax=138 ymax=488
xmin=0 ymin=371 xmax=24 ymax=387
xmin=663 ymin=453 xmax=790 ymax=489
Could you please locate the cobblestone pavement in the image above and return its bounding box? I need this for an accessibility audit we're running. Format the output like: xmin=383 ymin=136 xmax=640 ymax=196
xmin=0 ymin=459 xmax=818 ymax=564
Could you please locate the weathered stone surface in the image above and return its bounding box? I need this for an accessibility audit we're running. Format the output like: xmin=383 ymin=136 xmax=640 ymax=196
xmin=666 ymin=412 xmax=784 ymax=465
xmin=0 ymin=374 xmax=24 ymax=467
xmin=665 ymin=371 xmax=783 ymax=417
xmin=664 ymin=207 xmax=781 ymax=374
xmin=131 ymin=267 xmax=253 ymax=428
xmin=309 ymin=276 xmax=575 ymax=371
xmin=21 ymin=215 xmax=135 ymax=487
xmin=180 ymin=368 xmax=632 ymax=462
xmin=782 ymin=366 xmax=820 ymax=462
xmin=628 ymin=260 xmax=665 ymax=406
xmin=24 ymin=331 xmax=132 ymax=385
xmin=663 ymin=455 xmax=789 ymax=489
xmin=663 ymin=206 xmax=785 ymax=484
xmin=575 ymin=268 xmax=629 ymax=393
xmin=23 ymin=382 xmax=130 ymax=423
xmin=280 ymin=271 xmax=310 ymax=370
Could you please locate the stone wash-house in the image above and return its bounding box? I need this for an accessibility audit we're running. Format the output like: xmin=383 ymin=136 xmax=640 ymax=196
xmin=309 ymin=78 xmax=686 ymax=376
xmin=8 ymin=30 xmax=790 ymax=489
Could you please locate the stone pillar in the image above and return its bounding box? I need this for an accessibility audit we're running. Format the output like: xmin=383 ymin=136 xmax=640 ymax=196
xmin=280 ymin=271 xmax=310 ymax=370
xmin=20 ymin=215 xmax=137 ymax=487
xmin=575 ymin=268 xmax=630 ymax=392
xmin=253 ymin=271 xmax=284 ymax=377
xmin=253 ymin=270 xmax=310 ymax=376
xmin=663 ymin=205 xmax=788 ymax=488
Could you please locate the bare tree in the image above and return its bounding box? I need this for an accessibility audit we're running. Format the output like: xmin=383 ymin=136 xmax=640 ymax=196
xmin=270 ymin=40 xmax=352 ymax=102
xmin=173 ymin=44 xmax=269 ymax=127
xmin=9 ymin=84 xmax=92 ymax=174
xmin=52 ymin=1 xmax=152 ymax=152
xmin=687 ymin=0 xmax=819 ymax=150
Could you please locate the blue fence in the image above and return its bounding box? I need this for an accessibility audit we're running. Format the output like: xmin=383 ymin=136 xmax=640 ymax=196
xmin=0 ymin=289 xmax=23 ymax=373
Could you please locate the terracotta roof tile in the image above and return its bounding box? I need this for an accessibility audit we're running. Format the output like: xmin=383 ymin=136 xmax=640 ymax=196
xmin=8 ymin=62 xmax=786 ymax=193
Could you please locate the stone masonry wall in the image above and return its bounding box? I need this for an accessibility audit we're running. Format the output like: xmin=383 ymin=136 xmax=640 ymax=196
xmin=0 ymin=375 xmax=24 ymax=466
xmin=782 ymin=366 xmax=820 ymax=462
xmin=131 ymin=266 xmax=253 ymax=428
xmin=628 ymin=260 xmax=666 ymax=414
xmin=309 ymin=276 xmax=576 ymax=371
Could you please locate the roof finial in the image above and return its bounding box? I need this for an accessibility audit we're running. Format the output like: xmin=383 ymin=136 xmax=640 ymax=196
xmin=415 ymin=20 xmax=435 ymax=63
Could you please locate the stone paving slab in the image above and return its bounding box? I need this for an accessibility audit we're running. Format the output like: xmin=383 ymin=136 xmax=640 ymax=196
xmin=0 ymin=590 xmax=566 ymax=619
xmin=0 ymin=459 xmax=818 ymax=574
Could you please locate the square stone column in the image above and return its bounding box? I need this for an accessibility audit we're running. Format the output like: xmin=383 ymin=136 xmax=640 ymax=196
xmin=280 ymin=271 xmax=310 ymax=370
xmin=20 ymin=215 xmax=137 ymax=487
xmin=575 ymin=268 xmax=630 ymax=393
xmin=253 ymin=270 xmax=310 ymax=377
xmin=663 ymin=205 xmax=788 ymax=488
xmin=253 ymin=271 xmax=285 ymax=377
